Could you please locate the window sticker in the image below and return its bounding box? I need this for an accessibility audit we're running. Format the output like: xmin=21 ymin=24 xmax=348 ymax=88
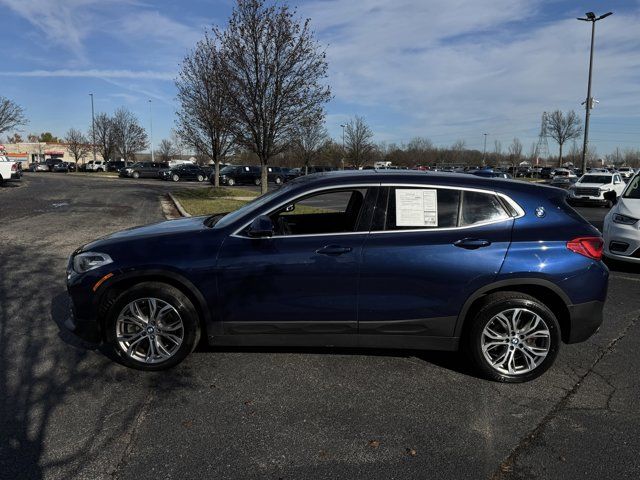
xmin=395 ymin=189 xmax=438 ymax=227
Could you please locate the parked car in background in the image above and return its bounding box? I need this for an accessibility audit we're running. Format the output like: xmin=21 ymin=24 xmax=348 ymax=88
xmin=214 ymin=165 xmax=261 ymax=186
xmin=31 ymin=163 xmax=50 ymax=172
xmin=540 ymin=167 xmax=553 ymax=179
xmin=550 ymin=176 xmax=578 ymax=190
xmin=86 ymin=160 xmax=107 ymax=172
xmin=44 ymin=158 xmax=64 ymax=171
xmin=569 ymin=172 xmax=626 ymax=207
xmin=65 ymin=170 xmax=608 ymax=382
xmin=471 ymin=169 xmax=512 ymax=179
xmin=551 ymin=168 xmax=576 ymax=179
xmin=52 ymin=162 xmax=71 ymax=173
xmin=107 ymin=160 xmax=127 ymax=172
xmin=603 ymin=172 xmax=640 ymax=263
xmin=617 ymin=166 xmax=635 ymax=181
xmin=0 ymin=155 xmax=21 ymax=184
xmin=159 ymin=163 xmax=207 ymax=182
xmin=121 ymin=162 xmax=169 ymax=179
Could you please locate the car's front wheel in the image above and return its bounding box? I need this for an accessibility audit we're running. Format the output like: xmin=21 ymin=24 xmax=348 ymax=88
xmin=197 ymin=174 xmax=204 ymax=182
xmin=227 ymin=178 xmax=235 ymax=186
xmin=254 ymin=178 xmax=261 ymax=186
xmin=132 ymin=171 xmax=140 ymax=179
xmin=172 ymin=174 xmax=180 ymax=182
xmin=465 ymin=292 xmax=560 ymax=383
xmin=104 ymin=282 xmax=200 ymax=370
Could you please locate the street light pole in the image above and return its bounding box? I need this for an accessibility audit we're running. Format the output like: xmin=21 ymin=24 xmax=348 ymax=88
xmin=577 ymin=11 xmax=612 ymax=175
xmin=89 ymin=93 xmax=96 ymax=166
xmin=482 ymin=133 xmax=488 ymax=165
xmin=148 ymin=99 xmax=155 ymax=163
xmin=340 ymin=123 xmax=346 ymax=170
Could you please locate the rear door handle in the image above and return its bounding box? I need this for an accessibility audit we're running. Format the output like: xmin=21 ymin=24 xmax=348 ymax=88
xmin=454 ymin=238 xmax=492 ymax=250
xmin=316 ymin=245 xmax=352 ymax=255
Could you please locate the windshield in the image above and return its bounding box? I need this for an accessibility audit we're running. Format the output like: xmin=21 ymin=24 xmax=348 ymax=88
xmin=580 ymin=175 xmax=611 ymax=184
xmin=213 ymin=186 xmax=290 ymax=229
xmin=623 ymin=175 xmax=640 ymax=199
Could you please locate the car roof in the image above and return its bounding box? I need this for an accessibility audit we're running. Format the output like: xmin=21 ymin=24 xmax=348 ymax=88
xmin=286 ymin=170 xmax=561 ymax=196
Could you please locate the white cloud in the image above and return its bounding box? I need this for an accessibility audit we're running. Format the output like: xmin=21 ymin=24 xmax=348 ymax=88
xmin=300 ymin=0 xmax=640 ymax=151
xmin=0 ymin=69 xmax=174 ymax=80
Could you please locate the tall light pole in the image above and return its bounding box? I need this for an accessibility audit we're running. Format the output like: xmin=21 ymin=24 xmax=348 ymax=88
xmin=148 ymin=99 xmax=155 ymax=163
xmin=340 ymin=123 xmax=346 ymax=170
xmin=482 ymin=133 xmax=488 ymax=165
xmin=89 ymin=93 xmax=96 ymax=166
xmin=577 ymin=11 xmax=612 ymax=175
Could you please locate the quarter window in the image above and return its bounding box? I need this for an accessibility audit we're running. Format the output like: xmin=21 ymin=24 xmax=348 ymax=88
xmin=461 ymin=191 xmax=510 ymax=226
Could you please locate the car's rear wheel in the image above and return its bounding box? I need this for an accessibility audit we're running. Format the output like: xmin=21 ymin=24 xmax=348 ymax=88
xmin=465 ymin=292 xmax=560 ymax=383
xmin=254 ymin=178 xmax=261 ymax=186
xmin=172 ymin=174 xmax=180 ymax=182
xmin=275 ymin=176 xmax=282 ymax=185
xmin=104 ymin=282 xmax=200 ymax=370
xmin=197 ymin=174 xmax=204 ymax=182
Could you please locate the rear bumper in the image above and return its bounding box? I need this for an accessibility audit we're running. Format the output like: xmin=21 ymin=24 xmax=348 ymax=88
xmin=566 ymin=300 xmax=605 ymax=343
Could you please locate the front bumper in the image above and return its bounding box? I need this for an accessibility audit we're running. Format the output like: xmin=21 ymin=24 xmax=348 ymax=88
xmin=64 ymin=300 xmax=102 ymax=344
xmin=566 ymin=300 xmax=605 ymax=343
xmin=603 ymin=216 xmax=640 ymax=263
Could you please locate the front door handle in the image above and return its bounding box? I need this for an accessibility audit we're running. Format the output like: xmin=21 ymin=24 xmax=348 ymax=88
xmin=316 ymin=245 xmax=352 ymax=255
xmin=454 ymin=238 xmax=492 ymax=250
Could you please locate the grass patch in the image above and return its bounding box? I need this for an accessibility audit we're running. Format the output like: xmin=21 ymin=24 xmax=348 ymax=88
xmin=173 ymin=188 xmax=254 ymax=216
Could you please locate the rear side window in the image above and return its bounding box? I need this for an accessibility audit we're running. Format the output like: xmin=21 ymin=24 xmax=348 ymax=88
xmin=378 ymin=187 xmax=511 ymax=231
xmin=461 ymin=191 xmax=510 ymax=226
xmin=383 ymin=187 xmax=460 ymax=230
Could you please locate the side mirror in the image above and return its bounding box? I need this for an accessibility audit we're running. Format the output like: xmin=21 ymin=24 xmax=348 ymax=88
xmin=603 ymin=190 xmax=618 ymax=204
xmin=247 ymin=215 xmax=274 ymax=238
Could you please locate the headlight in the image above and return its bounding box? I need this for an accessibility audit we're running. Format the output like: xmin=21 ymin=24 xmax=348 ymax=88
xmin=613 ymin=214 xmax=639 ymax=225
xmin=73 ymin=252 xmax=113 ymax=273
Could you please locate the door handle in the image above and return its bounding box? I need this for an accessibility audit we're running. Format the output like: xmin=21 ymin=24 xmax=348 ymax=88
xmin=316 ymin=245 xmax=352 ymax=255
xmin=454 ymin=238 xmax=492 ymax=250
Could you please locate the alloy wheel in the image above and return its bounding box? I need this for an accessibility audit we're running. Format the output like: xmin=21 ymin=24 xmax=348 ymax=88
xmin=480 ymin=308 xmax=550 ymax=375
xmin=115 ymin=297 xmax=184 ymax=364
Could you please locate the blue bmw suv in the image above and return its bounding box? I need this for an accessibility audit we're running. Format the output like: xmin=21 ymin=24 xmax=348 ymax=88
xmin=65 ymin=171 xmax=608 ymax=382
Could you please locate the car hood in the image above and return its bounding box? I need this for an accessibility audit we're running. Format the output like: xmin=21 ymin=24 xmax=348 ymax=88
xmin=615 ymin=197 xmax=640 ymax=218
xmin=82 ymin=216 xmax=209 ymax=251
xmin=575 ymin=182 xmax=610 ymax=188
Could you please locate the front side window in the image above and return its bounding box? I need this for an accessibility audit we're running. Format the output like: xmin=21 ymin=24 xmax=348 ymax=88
xmin=268 ymin=188 xmax=371 ymax=236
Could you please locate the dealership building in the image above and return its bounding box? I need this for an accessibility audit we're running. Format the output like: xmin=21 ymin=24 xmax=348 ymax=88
xmin=0 ymin=142 xmax=103 ymax=167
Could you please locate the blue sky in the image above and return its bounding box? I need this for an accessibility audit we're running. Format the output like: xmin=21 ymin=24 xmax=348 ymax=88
xmin=1 ymin=0 xmax=639 ymax=157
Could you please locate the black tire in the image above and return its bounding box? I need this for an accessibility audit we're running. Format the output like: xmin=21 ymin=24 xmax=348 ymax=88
xmin=197 ymin=174 xmax=204 ymax=182
xmin=132 ymin=171 xmax=140 ymax=179
xmin=227 ymin=178 xmax=235 ymax=186
xmin=275 ymin=176 xmax=283 ymax=185
xmin=172 ymin=174 xmax=180 ymax=182
xmin=104 ymin=282 xmax=201 ymax=371
xmin=464 ymin=292 xmax=561 ymax=383
xmin=254 ymin=177 xmax=261 ymax=186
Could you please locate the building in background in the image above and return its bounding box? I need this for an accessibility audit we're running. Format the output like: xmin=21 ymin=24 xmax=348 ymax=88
xmin=0 ymin=142 xmax=102 ymax=167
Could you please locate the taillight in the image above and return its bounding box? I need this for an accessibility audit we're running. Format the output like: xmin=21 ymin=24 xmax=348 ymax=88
xmin=567 ymin=237 xmax=603 ymax=261
xmin=11 ymin=163 xmax=17 ymax=171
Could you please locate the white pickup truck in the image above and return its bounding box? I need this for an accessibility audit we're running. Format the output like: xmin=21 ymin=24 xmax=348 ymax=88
xmin=0 ymin=154 xmax=21 ymax=184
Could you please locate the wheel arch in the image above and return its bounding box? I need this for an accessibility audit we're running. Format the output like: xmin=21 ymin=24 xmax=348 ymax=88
xmin=455 ymin=279 xmax=572 ymax=343
xmin=96 ymin=269 xmax=214 ymax=341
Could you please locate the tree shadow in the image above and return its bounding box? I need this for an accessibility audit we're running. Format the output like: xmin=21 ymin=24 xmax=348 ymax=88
xmin=0 ymin=243 xmax=193 ymax=479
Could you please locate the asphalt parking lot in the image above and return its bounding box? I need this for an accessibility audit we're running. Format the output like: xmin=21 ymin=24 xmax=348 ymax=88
xmin=1 ymin=173 xmax=639 ymax=480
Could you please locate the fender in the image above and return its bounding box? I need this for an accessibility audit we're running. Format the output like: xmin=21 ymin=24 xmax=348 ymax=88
xmin=95 ymin=267 xmax=220 ymax=336
xmin=453 ymin=278 xmax=571 ymax=338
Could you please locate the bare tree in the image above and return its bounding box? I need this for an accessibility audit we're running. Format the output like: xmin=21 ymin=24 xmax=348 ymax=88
xmin=112 ymin=107 xmax=148 ymax=162
xmin=157 ymin=139 xmax=178 ymax=163
xmin=292 ymin=119 xmax=327 ymax=174
xmin=344 ymin=116 xmax=374 ymax=168
xmin=494 ymin=140 xmax=502 ymax=156
xmin=176 ymin=32 xmax=234 ymax=187
xmin=508 ymin=137 xmax=523 ymax=169
xmin=218 ymin=0 xmax=331 ymax=192
xmin=545 ymin=110 xmax=582 ymax=166
xmin=6 ymin=133 xmax=23 ymax=143
xmin=451 ymin=139 xmax=466 ymax=165
xmin=94 ymin=113 xmax=117 ymax=162
xmin=0 ymin=97 xmax=28 ymax=135
xmin=65 ymin=128 xmax=90 ymax=166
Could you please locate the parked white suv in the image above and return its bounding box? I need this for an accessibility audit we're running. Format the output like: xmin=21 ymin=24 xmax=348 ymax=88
xmin=86 ymin=160 xmax=106 ymax=172
xmin=617 ymin=166 xmax=635 ymax=180
xmin=603 ymin=172 xmax=640 ymax=263
xmin=0 ymin=155 xmax=21 ymax=184
xmin=569 ymin=172 xmax=626 ymax=207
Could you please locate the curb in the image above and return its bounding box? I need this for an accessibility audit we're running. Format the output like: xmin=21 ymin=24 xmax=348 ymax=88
xmin=168 ymin=192 xmax=191 ymax=217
